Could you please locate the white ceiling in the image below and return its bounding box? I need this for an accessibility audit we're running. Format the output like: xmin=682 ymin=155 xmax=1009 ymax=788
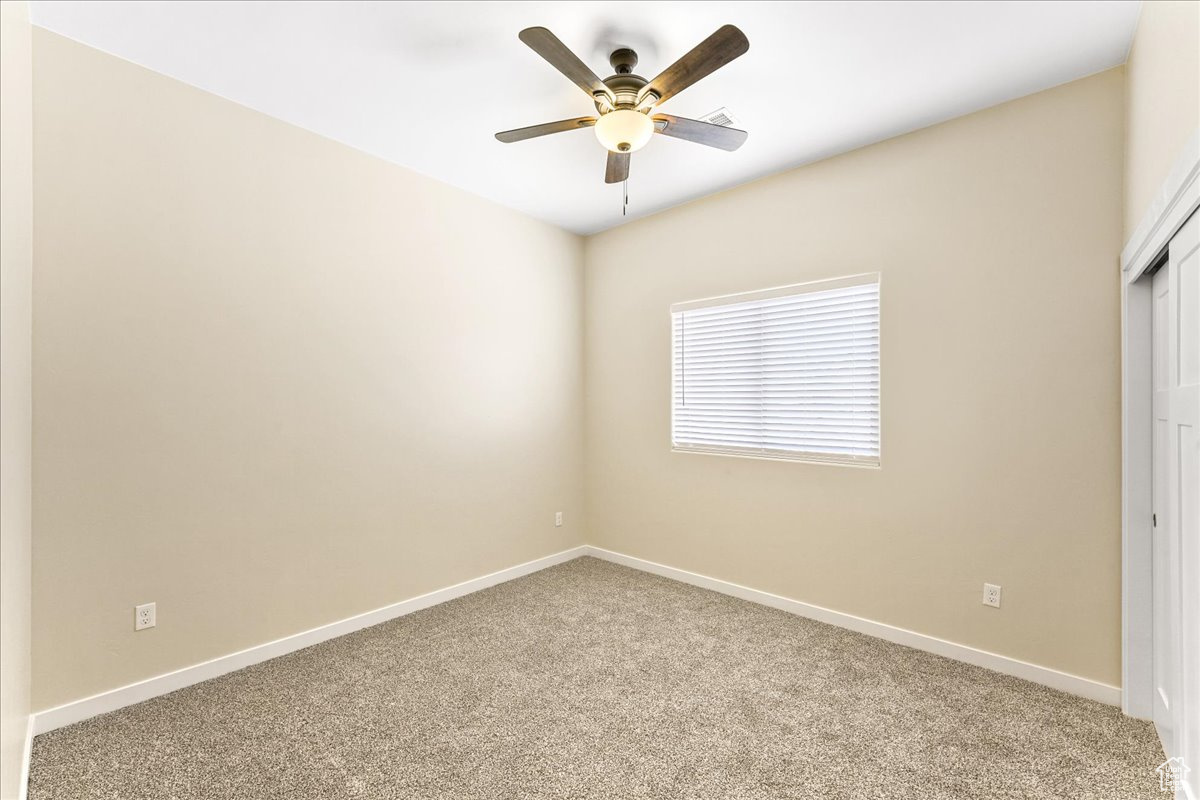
xmin=30 ymin=0 xmax=1140 ymax=235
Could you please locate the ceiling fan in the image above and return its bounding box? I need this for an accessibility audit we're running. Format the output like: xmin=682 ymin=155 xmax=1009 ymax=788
xmin=495 ymin=25 xmax=750 ymax=184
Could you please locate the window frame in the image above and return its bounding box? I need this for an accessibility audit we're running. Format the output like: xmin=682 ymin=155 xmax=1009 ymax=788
xmin=669 ymin=273 xmax=882 ymax=468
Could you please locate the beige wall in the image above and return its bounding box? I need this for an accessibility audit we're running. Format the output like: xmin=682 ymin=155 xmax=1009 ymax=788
xmin=1 ymin=1 xmax=34 ymax=796
xmin=31 ymin=29 xmax=585 ymax=710
xmin=1124 ymin=0 xmax=1200 ymax=237
xmin=585 ymin=69 xmax=1125 ymax=686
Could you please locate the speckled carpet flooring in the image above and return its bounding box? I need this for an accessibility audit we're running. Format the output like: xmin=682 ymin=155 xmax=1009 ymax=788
xmin=30 ymin=557 xmax=1163 ymax=799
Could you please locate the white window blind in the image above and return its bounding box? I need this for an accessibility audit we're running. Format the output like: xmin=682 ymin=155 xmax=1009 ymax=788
xmin=671 ymin=274 xmax=880 ymax=466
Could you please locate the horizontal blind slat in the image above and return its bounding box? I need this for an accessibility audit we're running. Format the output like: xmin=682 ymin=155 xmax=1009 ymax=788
xmin=676 ymin=320 xmax=878 ymax=345
xmin=677 ymin=305 xmax=880 ymax=333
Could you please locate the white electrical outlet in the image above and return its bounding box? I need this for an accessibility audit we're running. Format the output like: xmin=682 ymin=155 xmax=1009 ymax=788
xmin=555 ymin=511 xmax=563 ymax=527
xmin=135 ymin=602 xmax=156 ymax=630
xmin=983 ymin=584 xmax=1002 ymax=608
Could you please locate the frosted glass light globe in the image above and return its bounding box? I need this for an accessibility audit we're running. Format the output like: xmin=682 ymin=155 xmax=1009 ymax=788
xmin=594 ymin=109 xmax=654 ymax=153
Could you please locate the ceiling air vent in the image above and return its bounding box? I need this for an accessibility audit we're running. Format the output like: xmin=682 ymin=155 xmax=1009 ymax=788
xmin=700 ymin=107 xmax=738 ymax=127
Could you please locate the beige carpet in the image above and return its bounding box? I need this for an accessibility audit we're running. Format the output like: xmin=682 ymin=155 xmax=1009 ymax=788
xmin=29 ymin=557 xmax=1163 ymax=799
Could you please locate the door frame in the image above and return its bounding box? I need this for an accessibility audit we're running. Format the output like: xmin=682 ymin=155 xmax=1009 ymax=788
xmin=1122 ymin=129 xmax=1199 ymax=720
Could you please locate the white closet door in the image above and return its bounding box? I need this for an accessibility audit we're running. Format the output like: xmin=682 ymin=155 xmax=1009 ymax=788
xmin=1170 ymin=211 xmax=1199 ymax=788
xmin=1153 ymin=209 xmax=1199 ymax=778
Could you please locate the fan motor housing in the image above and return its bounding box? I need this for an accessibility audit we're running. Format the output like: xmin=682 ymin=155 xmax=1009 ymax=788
xmin=599 ymin=72 xmax=648 ymax=112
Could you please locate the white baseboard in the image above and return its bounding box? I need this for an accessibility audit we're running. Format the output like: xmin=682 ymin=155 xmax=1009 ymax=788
xmin=17 ymin=715 xmax=33 ymax=800
xmin=583 ymin=546 xmax=1121 ymax=706
xmin=31 ymin=545 xmax=588 ymax=736
xmin=30 ymin=541 xmax=1121 ymax=746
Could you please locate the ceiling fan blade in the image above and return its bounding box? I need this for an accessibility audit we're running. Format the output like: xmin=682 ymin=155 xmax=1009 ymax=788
xmin=519 ymin=27 xmax=614 ymax=102
xmin=652 ymin=114 xmax=747 ymax=151
xmin=605 ymin=151 xmax=630 ymax=184
xmin=642 ymin=25 xmax=749 ymax=107
xmin=495 ymin=116 xmax=597 ymax=143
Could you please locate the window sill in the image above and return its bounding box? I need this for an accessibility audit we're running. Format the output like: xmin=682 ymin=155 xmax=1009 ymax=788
xmin=671 ymin=445 xmax=881 ymax=469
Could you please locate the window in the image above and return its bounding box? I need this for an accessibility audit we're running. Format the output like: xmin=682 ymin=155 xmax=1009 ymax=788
xmin=671 ymin=274 xmax=880 ymax=466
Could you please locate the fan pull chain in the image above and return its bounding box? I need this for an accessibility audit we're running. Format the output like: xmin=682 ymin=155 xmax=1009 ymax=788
xmin=623 ymin=178 xmax=628 ymax=216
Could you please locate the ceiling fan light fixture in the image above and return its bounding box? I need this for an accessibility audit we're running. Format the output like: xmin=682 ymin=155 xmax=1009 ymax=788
xmin=594 ymin=109 xmax=654 ymax=154
xmin=496 ymin=26 xmax=751 ymax=185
